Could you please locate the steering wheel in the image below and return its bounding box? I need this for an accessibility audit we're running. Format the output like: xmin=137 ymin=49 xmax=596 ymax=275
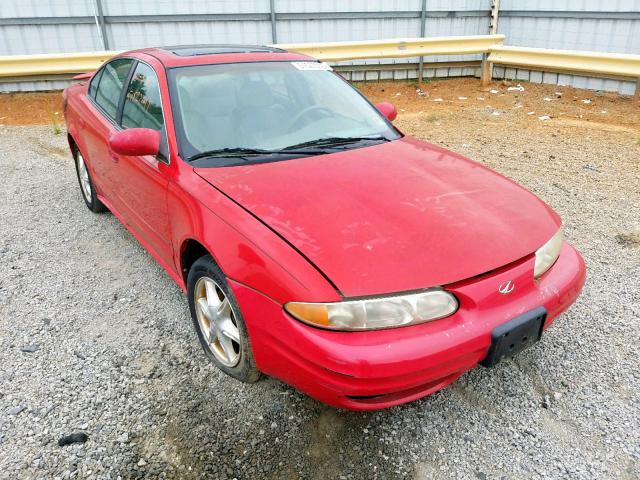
xmin=287 ymin=106 xmax=334 ymax=130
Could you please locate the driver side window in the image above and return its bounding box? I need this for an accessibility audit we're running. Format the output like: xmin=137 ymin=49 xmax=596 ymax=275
xmin=121 ymin=62 xmax=165 ymax=131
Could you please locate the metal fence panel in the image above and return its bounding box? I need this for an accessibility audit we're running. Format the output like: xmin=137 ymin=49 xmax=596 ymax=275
xmin=0 ymin=0 xmax=93 ymax=18
xmin=499 ymin=15 xmax=640 ymax=53
xmin=102 ymin=0 xmax=270 ymax=15
xmin=501 ymin=0 xmax=638 ymax=12
xmin=275 ymin=1 xmax=422 ymax=13
xmin=495 ymin=0 xmax=640 ymax=94
xmin=0 ymin=24 xmax=101 ymax=55
xmin=0 ymin=0 xmax=638 ymax=93
xmin=106 ymin=20 xmax=272 ymax=50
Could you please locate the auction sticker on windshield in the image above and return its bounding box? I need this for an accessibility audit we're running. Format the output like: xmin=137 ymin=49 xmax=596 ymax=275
xmin=292 ymin=61 xmax=332 ymax=71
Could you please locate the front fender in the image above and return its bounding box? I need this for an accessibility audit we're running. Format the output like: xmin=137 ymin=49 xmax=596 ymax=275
xmin=168 ymin=173 xmax=340 ymax=305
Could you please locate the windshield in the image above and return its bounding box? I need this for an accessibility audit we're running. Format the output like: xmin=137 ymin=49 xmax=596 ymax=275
xmin=168 ymin=61 xmax=399 ymax=161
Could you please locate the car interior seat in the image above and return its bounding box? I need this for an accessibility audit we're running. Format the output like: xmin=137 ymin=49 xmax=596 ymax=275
xmin=179 ymin=76 xmax=237 ymax=151
xmin=231 ymin=79 xmax=287 ymax=148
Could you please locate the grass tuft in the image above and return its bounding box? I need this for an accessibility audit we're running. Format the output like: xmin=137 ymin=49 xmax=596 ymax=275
xmin=51 ymin=112 xmax=62 ymax=135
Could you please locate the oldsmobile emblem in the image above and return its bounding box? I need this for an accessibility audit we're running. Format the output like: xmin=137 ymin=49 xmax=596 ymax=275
xmin=498 ymin=280 xmax=515 ymax=294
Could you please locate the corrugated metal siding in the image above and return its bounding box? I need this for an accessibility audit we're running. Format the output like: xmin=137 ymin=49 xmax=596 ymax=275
xmin=276 ymin=1 xmax=486 ymax=76
xmin=496 ymin=0 xmax=640 ymax=95
xmin=106 ymin=21 xmax=272 ymax=50
xmin=0 ymin=0 xmax=638 ymax=93
xmin=501 ymin=0 xmax=638 ymax=13
xmin=500 ymin=0 xmax=640 ymax=53
xmin=102 ymin=0 xmax=270 ymax=16
xmin=0 ymin=24 xmax=102 ymax=55
xmin=0 ymin=79 xmax=71 ymax=93
xmin=1 ymin=0 xmax=94 ymax=18
xmin=276 ymin=0 xmax=422 ymax=13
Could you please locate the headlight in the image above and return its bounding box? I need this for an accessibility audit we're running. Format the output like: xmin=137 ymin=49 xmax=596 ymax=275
xmin=534 ymin=227 xmax=564 ymax=278
xmin=284 ymin=289 xmax=458 ymax=331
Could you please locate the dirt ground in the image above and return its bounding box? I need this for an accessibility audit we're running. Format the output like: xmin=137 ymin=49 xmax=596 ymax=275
xmin=0 ymin=91 xmax=65 ymax=125
xmin=360 ymin=77 xmax=640 ymax=132
xmin=1 ymin=78 xmax=639 ymax=479
xmin=1 ymin=77 xmax=638 ymax=136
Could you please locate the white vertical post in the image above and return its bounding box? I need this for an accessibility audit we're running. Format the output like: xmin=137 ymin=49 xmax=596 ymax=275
xmin=93 ymin=0 xmax=109 ymax=50
xmin=481 ymin=0 xmax=500 ymax=86
xmin=269 ymin=0 xmax=278 ymax=44
xmin=418 ymin=0 xmax=427 ymax=83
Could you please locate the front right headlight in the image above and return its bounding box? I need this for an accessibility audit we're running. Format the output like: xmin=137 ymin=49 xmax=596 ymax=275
xmin=285 ymin=288 xmax=458 ymax=331
xmin=534 ymin=227 xmax=564 ymax=278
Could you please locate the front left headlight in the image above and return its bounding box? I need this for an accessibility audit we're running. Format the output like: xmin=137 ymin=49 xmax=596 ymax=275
xmin=284 ymin=288 xmax=458 ymax=331
xmin=534 ymin=227 xmax=564 ymax=278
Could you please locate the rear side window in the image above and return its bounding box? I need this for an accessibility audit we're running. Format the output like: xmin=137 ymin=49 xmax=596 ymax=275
xmin=121 ymin=62 xmax=164 ymax=131
xmin=88 ymin=69 xmax=103 ymax=98
xmin=95 ymin=58 xmax=134 ymax=120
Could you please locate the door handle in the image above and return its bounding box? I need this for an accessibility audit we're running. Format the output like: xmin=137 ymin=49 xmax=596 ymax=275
xmin=77 ymin=118 xmax=86 ymax=129
xmin=109 ymin=151 xmax=119 ymax=163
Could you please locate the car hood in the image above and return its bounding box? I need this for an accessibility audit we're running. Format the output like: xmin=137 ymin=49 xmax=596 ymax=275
xmin=195 ymin=137 xmax=561 ymax=297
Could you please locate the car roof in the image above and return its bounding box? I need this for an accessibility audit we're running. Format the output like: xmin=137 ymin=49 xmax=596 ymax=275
xmin=125 ymin=44 xmax=315 ymax=68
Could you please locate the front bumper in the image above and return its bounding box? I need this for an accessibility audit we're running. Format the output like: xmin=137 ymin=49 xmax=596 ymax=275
xmin=230 ymin=242 xmax=586 ymax=410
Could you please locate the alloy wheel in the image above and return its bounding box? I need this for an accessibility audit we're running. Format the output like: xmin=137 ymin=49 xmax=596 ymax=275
xmin=76 ymin=152 xmax=92 ymax=202
xmin=194 ymin=276 xmax=242 ymax=367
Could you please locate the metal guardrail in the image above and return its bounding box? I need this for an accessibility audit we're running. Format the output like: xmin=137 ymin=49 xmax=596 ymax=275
xmin=0 ymin=35 xmax=638 ymax=96
xmin=0 ymin=51 xmax=119 ymax=78
xmin=488 ymin=45 xmax=640 ymax=78
xmin=275 ymin=35 xmax=504 ymax=62
xmin=0 ymin=36 xmax=504 ymax=78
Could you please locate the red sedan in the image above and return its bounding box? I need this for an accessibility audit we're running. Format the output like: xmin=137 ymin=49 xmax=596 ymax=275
xmin=63 ymin=45 xmax=585 ymax=410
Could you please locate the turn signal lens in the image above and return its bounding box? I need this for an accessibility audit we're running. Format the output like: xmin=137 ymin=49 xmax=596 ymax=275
xmin=284 ymin=303 xmax=329 ymax=327
xmin=534 ymin=227 xmax=564 ymax=278
xmin=285 ymin=289 xmax=458 ymax=331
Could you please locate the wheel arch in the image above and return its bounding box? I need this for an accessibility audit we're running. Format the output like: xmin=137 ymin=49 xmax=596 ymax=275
xmin=67 ymin=133 xmax=78 ymax=156
xmin=180 ymin=238 xmax=213 ymax=285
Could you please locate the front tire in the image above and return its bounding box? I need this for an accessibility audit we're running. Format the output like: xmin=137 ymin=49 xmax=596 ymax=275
xmin=187 ymin=255 xmax=261 ymax=383
xmin=74 ymin=148 xmax=107 ymax=213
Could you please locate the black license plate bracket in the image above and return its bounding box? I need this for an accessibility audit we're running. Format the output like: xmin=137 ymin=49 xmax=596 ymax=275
xmin=481 ymin=307 xmax=547 ymax=368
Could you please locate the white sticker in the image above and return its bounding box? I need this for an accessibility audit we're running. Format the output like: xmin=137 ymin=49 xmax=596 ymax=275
xmin=292 ymin=61 xmax=332 ymax=71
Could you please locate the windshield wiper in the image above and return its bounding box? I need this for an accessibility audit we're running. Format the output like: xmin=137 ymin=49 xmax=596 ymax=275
xmin=281 ymin=135 xmax=390 ymax=151
xmin=187 ymin=136 xmax=391 ymax=162
xmin=187 ymin=146 xmax=322 ymax=162
xmin=188 ymin=147 xmax=274 ymax=162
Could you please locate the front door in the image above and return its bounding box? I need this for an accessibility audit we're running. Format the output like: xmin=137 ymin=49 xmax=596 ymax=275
xmin=110 ymin=61 xmax=173 ymax=269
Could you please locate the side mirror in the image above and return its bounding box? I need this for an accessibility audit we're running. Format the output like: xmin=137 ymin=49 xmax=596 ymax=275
xmin=376 ymin=102 xmax=397 ymax=122
xmin=109 ymin=128 xmax=160 ymax=157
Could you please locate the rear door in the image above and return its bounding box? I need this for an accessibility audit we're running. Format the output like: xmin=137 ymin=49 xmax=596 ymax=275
xmin=111 ymin=60 xmax=173 ymax=268
xmin=82 ymin=58 xmax=135 ymax=203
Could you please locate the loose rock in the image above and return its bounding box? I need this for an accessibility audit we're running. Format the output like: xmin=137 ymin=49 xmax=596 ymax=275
xmin=58 ymin=433 xmax=89 ymax=447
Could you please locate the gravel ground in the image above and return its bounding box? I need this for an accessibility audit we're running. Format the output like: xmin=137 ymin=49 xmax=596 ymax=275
xmin=0 ymin=106 xmax=638 ymax=479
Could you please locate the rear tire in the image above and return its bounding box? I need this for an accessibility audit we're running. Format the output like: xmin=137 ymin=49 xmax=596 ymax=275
xmin=187 ymin=255 xmax=261 ymax=383
xmin=73 ymin=148 xmax=107 ymax=213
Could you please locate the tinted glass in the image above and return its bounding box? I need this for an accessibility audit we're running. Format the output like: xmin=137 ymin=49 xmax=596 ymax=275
xmin=170 ymin=62 xmax=398 ymax=158
xmin=95 ymin=58 xmax=134 ymax=120
xmin=88 ymin=69 xmax=102 ymax=98
xmin=122 ymin=62 xmax=164 ymax=131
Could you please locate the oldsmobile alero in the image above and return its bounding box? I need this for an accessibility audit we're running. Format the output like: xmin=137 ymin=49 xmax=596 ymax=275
xmin=63 ymin=45 xmax=586 ymax=409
